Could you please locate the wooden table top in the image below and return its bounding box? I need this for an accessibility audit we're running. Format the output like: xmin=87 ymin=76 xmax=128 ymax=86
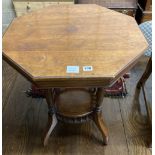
xmin=3 ymin=4 xmax=148 ymax=88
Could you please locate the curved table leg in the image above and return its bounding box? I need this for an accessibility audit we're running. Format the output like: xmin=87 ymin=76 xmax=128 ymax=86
xmin=137 ymin=57 xmax=152 ymax=89
xmin=43 ymin=88 xmax=108 ymax=146
xmin=136 ymin=58 xmax=152 ymax=148
xmin=44 ymin=113 xmax=57 ymax=146
xmin=93 ymin=88 xmax=109 ymax=145
xmin=93 ymin=112 xmax=108 ymax=144
xmin=43 ymin=89 xmax=58 ymax=146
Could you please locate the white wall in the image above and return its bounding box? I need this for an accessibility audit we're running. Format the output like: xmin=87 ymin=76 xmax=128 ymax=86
xmin=2 ymin=0 xmax=16 ymax=33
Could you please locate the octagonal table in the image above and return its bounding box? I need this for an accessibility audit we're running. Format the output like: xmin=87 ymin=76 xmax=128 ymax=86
xmin=3 ymin=4 xmax=148 ymax=146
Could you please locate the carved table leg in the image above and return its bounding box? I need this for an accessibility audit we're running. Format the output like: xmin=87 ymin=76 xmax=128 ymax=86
xmin=43 ymin=89 xmax=58 ymax=146
xmin=92 ymin=88 xmax=109 ymax=145
xmin=93 ymin=112 xmax=109 ymax=144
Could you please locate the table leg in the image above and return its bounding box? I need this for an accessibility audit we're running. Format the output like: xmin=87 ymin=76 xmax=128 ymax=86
xmin=93 ymin=88 xmax=109 ymax=145
xmin=43 ymin=89 xmax=58 ymax=146
xmin=137 ymin=57 xmax=152 ymax=89
xmin=136 ymin=58 xmax=152 ymax=148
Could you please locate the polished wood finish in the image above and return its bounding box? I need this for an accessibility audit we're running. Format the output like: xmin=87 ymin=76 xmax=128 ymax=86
xmin=3 ymin=4 xmax=148 ymax=88
xmin=56 ymin=89 xmax=93 ymax=117
xmin=2 ymin=4 xmax=148 ymax=148
xmin=3 ymin=58 xmax=152 ymax=155
xmin=43 ymin=87 xmax=109 ymax=145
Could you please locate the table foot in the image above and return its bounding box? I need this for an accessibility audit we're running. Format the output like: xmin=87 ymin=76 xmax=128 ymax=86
xmin=93 ymin=112 xmax=109 ymax=145
xmin=43 ymin=114 xmax=57 ymax=146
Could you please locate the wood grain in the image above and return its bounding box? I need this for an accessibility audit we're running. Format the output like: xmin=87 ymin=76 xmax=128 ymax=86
xmin=3 ymin=58 xmax=151 ymax=154
xmin=2 ymin=60 xmax=17 ymax=110
xmin=56 ymin=89 xmax=93 ymax=117
xmin=3 ymin=4 xmax=148 ymax=88
xmin=118 ymin=56 xmax=152 ymax=153
xmin=2 ymin=74 xmax=33 ymax=155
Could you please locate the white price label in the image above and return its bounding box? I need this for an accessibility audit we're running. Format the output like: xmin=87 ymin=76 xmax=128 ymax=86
xmin=66 ymin=66 xmax=79 ymax=73
xmin=83 ymin=66 xmax=93 ymax=71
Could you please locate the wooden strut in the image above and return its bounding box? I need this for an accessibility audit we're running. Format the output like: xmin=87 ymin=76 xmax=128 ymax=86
xmin=43 ymin=89 xmax=58 ymax=146
xmin=43 ymin=88 xmax=109 ymax=146
xmin=136 ymin=57 xmax=152 ymax=148
xmin=136 ymin=57 xmax=152 ymax=124
xmin=92 ymin=88 xmax=109 ymax=145
xmin=137 ymin=57 xmax=152 ymax=89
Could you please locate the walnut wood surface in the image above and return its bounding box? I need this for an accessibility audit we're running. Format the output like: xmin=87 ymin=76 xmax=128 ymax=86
xmin=3 ymin=4 xmax=148 ymax=88
xmin=56 ymin=89 xmax=93 ymax=117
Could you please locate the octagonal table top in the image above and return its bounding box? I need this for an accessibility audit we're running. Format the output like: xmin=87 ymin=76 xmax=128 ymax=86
xmin=3 ymin=4 xmax=148 ymax=88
